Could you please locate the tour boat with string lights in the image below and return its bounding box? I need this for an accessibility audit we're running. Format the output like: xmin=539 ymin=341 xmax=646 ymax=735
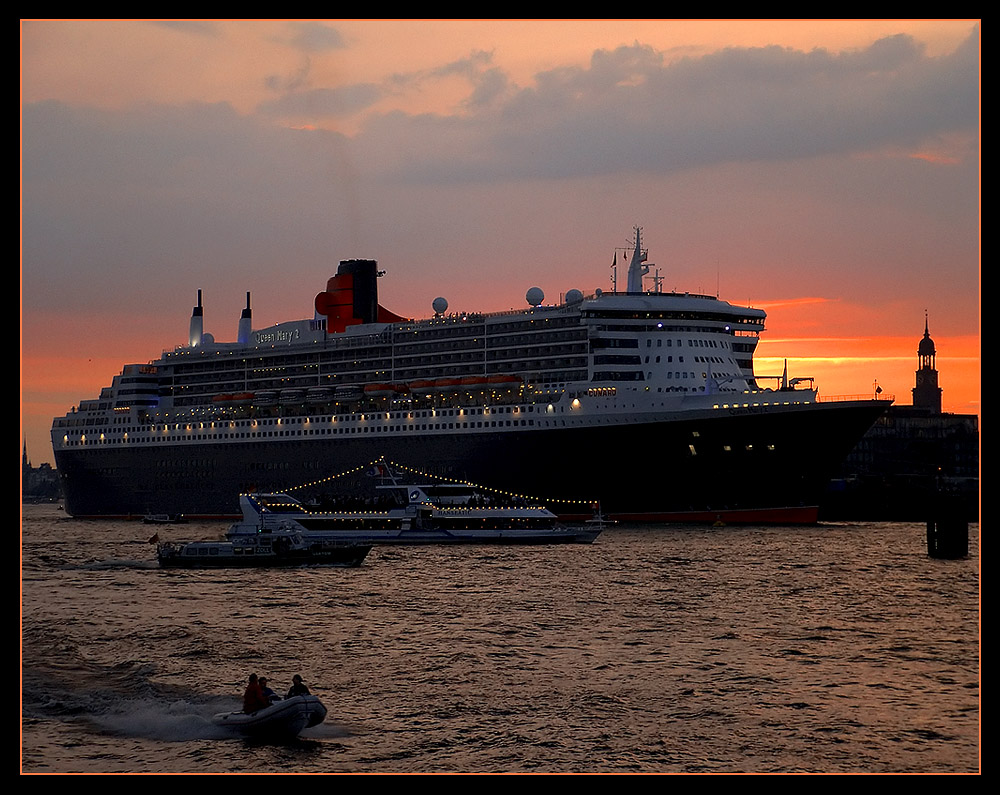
xmin=224 ymin=458 xmax=604 ymax=545
xmin=51 ymin=228 xmax=890 ymax=524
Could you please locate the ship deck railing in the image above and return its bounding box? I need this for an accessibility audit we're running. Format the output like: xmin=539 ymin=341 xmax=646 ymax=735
xmin=817 ymin=393 xmax=894 ymax=404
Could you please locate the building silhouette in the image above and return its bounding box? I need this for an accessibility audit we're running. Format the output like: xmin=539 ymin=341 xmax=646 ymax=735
xmin=913 ymin=312 xmax=943 ymax=413
xmin=22 ymin=441 xmax=61 ymax=503
xmin=822 ymin=316 xmax=979 ymax=520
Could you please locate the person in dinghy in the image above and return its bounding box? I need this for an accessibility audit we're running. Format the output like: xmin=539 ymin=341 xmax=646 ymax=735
xmin=242 ymin=674 xmax=271 ymax=713
xmin=286 ymin=674 xmax=310 ymax=698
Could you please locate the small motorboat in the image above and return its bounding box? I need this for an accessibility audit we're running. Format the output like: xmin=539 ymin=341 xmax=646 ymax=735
xmin=212 ymin=694 xmax=328 ymax=738
xmin=143 ymin=513 xmax=187 ymax=524
xmin=156 ymin=528 xmax=372 ymax=568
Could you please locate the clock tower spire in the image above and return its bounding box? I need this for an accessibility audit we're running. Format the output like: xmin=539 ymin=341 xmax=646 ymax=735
xmin=912 ymin=312 xmax=942 ymax=413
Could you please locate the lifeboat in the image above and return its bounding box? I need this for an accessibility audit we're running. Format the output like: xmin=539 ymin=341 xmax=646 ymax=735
xmin=459 ymin=376 xmax=488 ymax=391
xmin=408 ymin=380 xmax=435 ymax=394
xmin=253 ymin=391 xmax=278 ymax=407
xmin=364 ymin=383 xmax=399 ymax=397
xmin=433 ymin=378 xmax=463 ymax=392
xmin=212 ymin=393 xmax=256 ymax=406
xmin=305 ymin=388 xmax=333 ymax=406
xmin=334 ymin=385 xmax=364 ymax=402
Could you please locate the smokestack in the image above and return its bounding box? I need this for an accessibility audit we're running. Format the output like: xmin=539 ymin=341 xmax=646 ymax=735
xmin=189 ymin=289 xmax=204 ymax=347
xmin=237 ymin=292 xmax=252 ymax=345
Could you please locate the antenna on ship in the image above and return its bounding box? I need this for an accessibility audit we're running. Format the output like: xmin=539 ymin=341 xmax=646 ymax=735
xmin=238 ymin=292 xmax=252 ymax=344
xmin=652 ymin=268 xmax=663 ymax=294
xmin=189 ymin=289 xmax=204 ymax=348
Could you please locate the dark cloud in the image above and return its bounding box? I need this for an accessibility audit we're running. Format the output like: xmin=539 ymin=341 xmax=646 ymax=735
xmin=427 ymin=49 xmax=495 ymax=81
xmin=286 ymin=21 xmax=347 ymax=53
xmin=363 ymin=29 xmax=979 ymax=184
xmin=463 ymin=67 xmax=510 ymax=109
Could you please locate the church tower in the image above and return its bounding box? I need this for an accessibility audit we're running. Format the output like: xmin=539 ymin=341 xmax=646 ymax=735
xmin=912 ymin=313 xmax=942 ymax=413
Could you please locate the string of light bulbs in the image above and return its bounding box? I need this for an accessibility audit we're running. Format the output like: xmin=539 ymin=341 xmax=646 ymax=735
xmin=278 ymin=454 xmax=597 ymax=507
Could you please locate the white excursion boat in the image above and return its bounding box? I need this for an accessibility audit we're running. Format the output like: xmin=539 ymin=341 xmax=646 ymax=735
xmin=226 ymin=465 xmax=604 ymax=545
xmin=211 ymin=694 xmax=328 ymax=738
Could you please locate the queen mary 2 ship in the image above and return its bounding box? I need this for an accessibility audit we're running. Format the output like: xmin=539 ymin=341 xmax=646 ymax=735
xmin=51 ymin=229 xmax=890 ymax=523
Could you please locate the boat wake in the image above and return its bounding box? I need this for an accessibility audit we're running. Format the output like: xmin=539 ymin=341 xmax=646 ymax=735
xmin=91 ymin=700 xmax=236 ymax=741
xmin=23 ymin=623 xmax=350 ymax=746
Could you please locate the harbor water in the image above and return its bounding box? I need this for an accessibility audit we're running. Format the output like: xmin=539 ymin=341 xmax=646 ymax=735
xmin=21 ymin=504 xmax=979 ymax=774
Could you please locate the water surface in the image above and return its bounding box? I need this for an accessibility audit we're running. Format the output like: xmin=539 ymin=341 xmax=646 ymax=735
xmin=21 ymin=505 xmax=979 ymax=774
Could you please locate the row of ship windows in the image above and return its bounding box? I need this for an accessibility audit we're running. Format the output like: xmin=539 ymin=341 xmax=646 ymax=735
xmin=162 ymin=340 xmax=744 ymax=395
xmin=63 ymin=405 xmax=536 ymax=434
xmin=169 ymin=349 xmax=589 ymax=384
xmin=162 ymin=329 xmax=729 ymax=378
xmin=487 ymin=317 xmax=582 ymax=334
xmin=404 ymin=315 xmax=583 ymax=336
xmin=169 ymin=327 xmax=587 ymax=375
xmin=154 ymin=347 xmax=730 ymax=393
xmin=591 ymin=323 xmax=756 ymax=333
xmin=396 ymin=331 xmax=588 ymax=354
xmin=168 ymin=371 xmax=590 ymax=405
xmin=595 ymin=354 xmax=738 ymax=367
xmin=59 ymin=418 xmax=540 ymax=445
xmin=75 ymin=392 xmax=798 ymax=444
xmin=64 ymin=413 xmax=674 ymax=445
xmin=167 ymin=353 xmax=587 ymax=387
xmin=169 ymin=344 xmax=393 ymax=373
xmin=60 ymin=407 xmax=805 ymax=451
xmin=647 ymin=337 xmax=730 ymax=349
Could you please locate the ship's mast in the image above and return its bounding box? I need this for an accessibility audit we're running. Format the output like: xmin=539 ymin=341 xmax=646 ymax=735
xmin=626 ymin=227 xmax=649 ymax=293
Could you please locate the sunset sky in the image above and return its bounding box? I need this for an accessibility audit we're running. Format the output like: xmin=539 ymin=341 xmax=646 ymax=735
xmin=21 ymin=20 xmax=980 ymax=467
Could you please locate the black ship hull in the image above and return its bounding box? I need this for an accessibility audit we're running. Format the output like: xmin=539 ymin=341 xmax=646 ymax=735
xmin=54 ymin=400 xmax=887 ymax=523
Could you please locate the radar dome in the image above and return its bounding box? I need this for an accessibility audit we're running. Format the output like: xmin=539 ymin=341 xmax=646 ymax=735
xmin=432 ymin=296 xmax=448 ymax=315
xmin=565 ymin=288 xmax=583 ymax=304
xmin=525 ymin=287 xmax=544 ymax=306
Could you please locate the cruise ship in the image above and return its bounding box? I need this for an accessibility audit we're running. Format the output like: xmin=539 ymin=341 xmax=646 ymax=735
xmin=51 ymin=229 xmax=890 ymax=522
